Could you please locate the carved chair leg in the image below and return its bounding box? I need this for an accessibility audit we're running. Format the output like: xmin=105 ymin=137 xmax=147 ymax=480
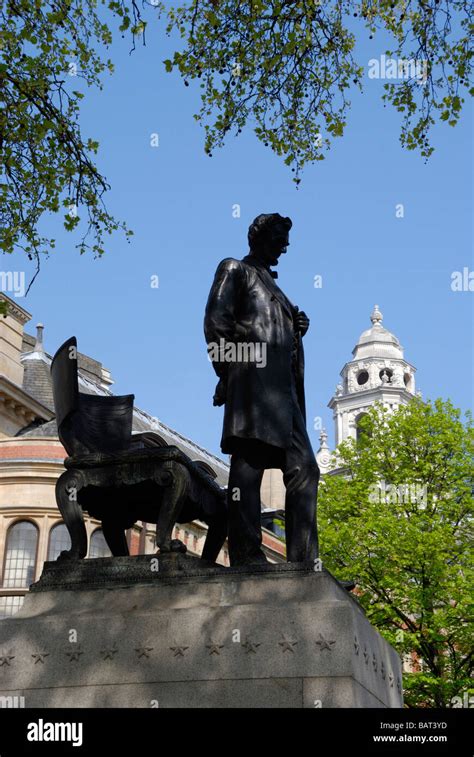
xmin=155 ymin=463 xmax=189 ymax=553
xmin=102 ymin=517 xmax=129 ymax=557
xmin=201 ymin=511 xmax=228 ymax=563
xmin=55 ymin=470 xmax=88 ymax=561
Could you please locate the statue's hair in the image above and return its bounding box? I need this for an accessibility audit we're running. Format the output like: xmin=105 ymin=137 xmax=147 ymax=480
xmin=248 ymin=213 xmax=292 ymax=251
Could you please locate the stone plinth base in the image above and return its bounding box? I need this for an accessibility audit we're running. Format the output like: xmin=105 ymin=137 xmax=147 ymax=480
xmin=0 ymin=557 xmax=403 ymax=708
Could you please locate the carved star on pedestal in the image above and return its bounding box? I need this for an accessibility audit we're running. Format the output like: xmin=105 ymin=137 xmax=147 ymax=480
xmin=170 ymin=645 xmax=189 ymax=657
xmin=381 ymin=660 xmax=386 ymax=680
xmin=363 ymin=645 xmax=369 ymax=664
xmin=389 ymin=671 xmax=394 ymax=687
xmin=279 ymin=636 xmax=298 ymax=653
xmin=242 ymin=638 xmax=261 ymax=654
xmin=65 ymin=647 xmax=83 ymax=662
xmin=135 ymin=645 xmax=153 ymax=659
xmin=315 ymin=633 xmax=336 ymax=651
xmin=206 ymin=640 xmax=224 ymax=655
xmin=0 ymin=653 xmax=15 ymax=666
xmin=372 ymin=653 xmax=378 ymax=672
xmin=32 ymin=652 xmax=49 ymax=664
xmin=354 ymin=636 xmax=360 ymax=655
xmin=100 ymin=647 xmax=118 ymax=660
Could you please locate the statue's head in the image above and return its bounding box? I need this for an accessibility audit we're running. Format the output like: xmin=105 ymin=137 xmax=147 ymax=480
xmin=248 ymin=213 xmax=292 ymax=268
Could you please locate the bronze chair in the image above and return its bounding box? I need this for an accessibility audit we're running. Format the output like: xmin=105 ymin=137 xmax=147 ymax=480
xmin=51 ymin=336 xmax=227 ymax=562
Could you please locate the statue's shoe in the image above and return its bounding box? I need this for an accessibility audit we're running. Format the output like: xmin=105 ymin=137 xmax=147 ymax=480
xmin=339 ymin=579 xmax=356 ymax=592
xmin=156 ymin=539 xmax=187 ymax=554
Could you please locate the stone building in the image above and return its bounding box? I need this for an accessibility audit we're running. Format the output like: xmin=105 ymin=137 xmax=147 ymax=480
xmin=0 ymin=294 xmax=284 ymax=619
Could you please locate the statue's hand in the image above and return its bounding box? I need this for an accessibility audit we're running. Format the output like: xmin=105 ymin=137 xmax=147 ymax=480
xmin=296 ymin=310 xmax=310 ymax=337
xmin=213 ymin=377 xmax=227 ymax=406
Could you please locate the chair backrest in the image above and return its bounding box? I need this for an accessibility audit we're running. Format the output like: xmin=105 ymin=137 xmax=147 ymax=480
xmin=51 ymin=336 xmax=134 ymax=456
xmin=50 ymin=336 xmax=79 ymax=429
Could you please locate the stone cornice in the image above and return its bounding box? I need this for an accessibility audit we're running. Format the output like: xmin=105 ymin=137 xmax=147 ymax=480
xmin=0 ymin=374 xmax=55 ymax=420
xmin=0 ymin=506 xmax=64 ymax=516
xmin=0 ymin=293 xmax=32 ymax=325
xmin=0 ymin=504 xmax=101 ymax=524
xmin=328 ymin=386 xmax=415 ymax=410
xmin=0 ymin=436 xmax=62 ymax=446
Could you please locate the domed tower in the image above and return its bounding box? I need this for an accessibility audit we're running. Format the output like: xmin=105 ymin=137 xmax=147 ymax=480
xmin=326 ymin=305 xmax=416 ymax=452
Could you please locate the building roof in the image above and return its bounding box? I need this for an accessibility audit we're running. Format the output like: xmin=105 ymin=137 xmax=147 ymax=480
xmin=21 ymin=351 xmax=55 ymax=411
xmin=352 ymin=305 xmax=404 ymax=360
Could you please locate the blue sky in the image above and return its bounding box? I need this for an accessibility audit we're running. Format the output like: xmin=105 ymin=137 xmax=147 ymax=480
xmin=6 ymin=12 xmax=473 ymax=458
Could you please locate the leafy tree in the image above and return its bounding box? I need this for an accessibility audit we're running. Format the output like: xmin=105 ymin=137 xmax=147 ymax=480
xmin=0 ymin=0 xmax=136 ymax=285
xmin=318 ymin=398 xmax=473 ymax=708
xmin=162 ymin=0 xmax=473 ymax=181
xmin=1 ymin=1 xmax=472 ymax=271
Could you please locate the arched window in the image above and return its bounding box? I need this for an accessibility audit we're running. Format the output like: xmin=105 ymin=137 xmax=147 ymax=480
xmin=88 ymin=529 xmax=111 ymax=558
xmin=48 ymin=523 xmax=71 ymax=562
xmin=2 ymin=521 xmax=38 ymax=588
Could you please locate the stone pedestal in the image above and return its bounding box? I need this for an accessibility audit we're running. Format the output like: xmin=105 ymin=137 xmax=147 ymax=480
xmin=0 ymin=556 xmax=403 ymax=708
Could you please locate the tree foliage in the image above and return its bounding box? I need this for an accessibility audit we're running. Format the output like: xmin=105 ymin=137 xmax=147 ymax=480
xmin=0 ymin=0 xmax=135 ymax=284
xmin=318 ymin=398 xmax=474 ymax=708
xmin=161 ymin=0 xmax=473 ymax=182
xmin=0 ymin=1 xmax=472 ymax=269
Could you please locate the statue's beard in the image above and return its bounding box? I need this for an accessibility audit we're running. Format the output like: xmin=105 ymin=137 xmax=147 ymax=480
xmin=253 ymin=246 xmax=285 ymax=267
xmin=266 ymin=248 xmax=285 ymax=266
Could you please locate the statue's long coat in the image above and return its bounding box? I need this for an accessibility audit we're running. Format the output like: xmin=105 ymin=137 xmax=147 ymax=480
xmin=204 ymin=255 xmax=306 ymax=454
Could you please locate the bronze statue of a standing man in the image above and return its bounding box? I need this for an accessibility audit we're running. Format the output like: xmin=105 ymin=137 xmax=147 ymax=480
xmin=204 ymin=213 xmax=319 ymax=566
